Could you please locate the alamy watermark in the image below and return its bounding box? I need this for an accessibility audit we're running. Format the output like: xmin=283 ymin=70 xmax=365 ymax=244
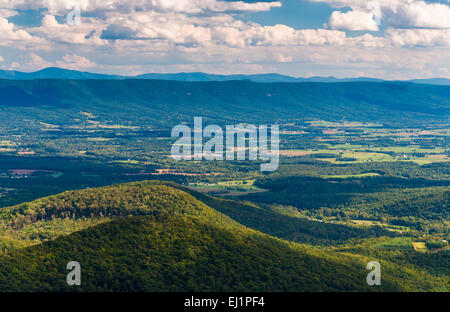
xmin=171 ymin=117 xmax=279 ymax=172
xmin=67 ymin=2 xmax=81 ymax=26
xmin=66 ymin=261 xmax=81 ymax=286
xmin=366 ymin=261 xmax=381 ymax=286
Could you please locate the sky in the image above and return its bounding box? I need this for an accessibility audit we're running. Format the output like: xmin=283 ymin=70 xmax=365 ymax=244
xmin=0 ymin=0 xmax=449 ymax=79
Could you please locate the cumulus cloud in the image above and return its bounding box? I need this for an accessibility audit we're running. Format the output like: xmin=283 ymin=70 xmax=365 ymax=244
xmin=273 ymin=53 xmax=293 ymax=62
xmin=56 ymin=54 xmax=96 ymax=69
xmin=95 ymin=8 xmax=348 ymax=48
xmin=0 ymin=9 xmax=18 ymax=18
xmin=387 ymin=28 xmax=450 ymax=47
xmin=0 ymin=16 xmax=34 ymax=42
xmin=10 ymin=53 xmax=52 ymax=71
xmin=10 ymin=53 xmax=96 ymax=71
xmin=329 ymin=10 xmax=379 ymax=31
xmin=314 ymin=0 xmax=450 ymax=48
xmin=0 ymin=0 xmax=281 ymax=15
xmin=30 ymin=14 xmax=107 ymax=46
xmin=213 ymin=24 xmax=346 ymax=47
xmin=390 ymin=1 xmax=450 ymax=28
xmin=313 ymin=0 xmax=450 ymax=29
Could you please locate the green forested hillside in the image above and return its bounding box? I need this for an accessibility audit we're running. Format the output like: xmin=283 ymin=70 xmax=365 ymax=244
xmin=1 ymin=79 xmax=449 ymax=127
xmin=245 ymin=176 xmax=449 ymax=233
xmin=162 ymin=182 xmax=393 ymax=245
xmin=0 ymin=181 xmax=447 ymax=291
xmin=0 ymin=182 xmax=241 ymax=252
xmin=0 ymin=215 xmax=412 ymax=292
xmin=0 ymin=180 xmax=394 ymax=251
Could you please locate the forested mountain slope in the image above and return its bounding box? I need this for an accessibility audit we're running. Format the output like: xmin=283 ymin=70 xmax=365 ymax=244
xmin=0 ymin=181 xmax=447 ymax=291
xmin=1 ymin=214 xmax=441 ymax=292
xmin=1 ymin=79 xmax=449 ymax=127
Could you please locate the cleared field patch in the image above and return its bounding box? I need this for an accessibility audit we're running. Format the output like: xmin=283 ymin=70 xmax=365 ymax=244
xmin=409 ymin=157 xmax=448 ymax=165
xmin=0 ymin=148 xmax=15 ymax=153
xmin=413 ymin=242 xmax=428 ymax=253
xmin=190 ymin=180 xmax=266 ymax=196
xmin=426 ymin=154 xmax=450 ymax=162
xmin=307 ymin=120 xmax=381 ymax=127
xmin=280 ymin=148 xmax=404 ymax=163
xmin=0 ymin=140 xmax=14 ymax=147
xmin=344 ymin=220 xmax=407 ymax=233
xmin=368 ymin=146 xmax=447 ymax=154
xmin=351 ymin=220 xmax=379 ymax=226
xmin=86 ymin=137 xmax=113 ymax=142
xmin=374 ymin=237 xmax=414 ymax=251
xmin=325 ymin=151 xmax=395 ymax=163
xmin=279 ymin=150 xmax=313 ymax=157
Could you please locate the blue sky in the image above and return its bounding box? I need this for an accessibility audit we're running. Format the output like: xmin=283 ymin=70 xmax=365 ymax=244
xmin=241 ymin=0 xmax=334 ymax=29
xmin=0 ymin=0 xmax=449 ymax=79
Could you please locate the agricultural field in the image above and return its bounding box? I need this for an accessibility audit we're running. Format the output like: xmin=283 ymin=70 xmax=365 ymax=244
xmin=278 ymin=120 xmax=449 ymax=165
xmin=374 ymin=237 xmax=415 ymax=251
xmin=189 ymin=180 xmax=267 ymax=196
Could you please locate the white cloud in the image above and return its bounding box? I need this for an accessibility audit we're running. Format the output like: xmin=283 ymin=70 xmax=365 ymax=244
xmin=0 ymin=17 xmax=34 ymax=42
xmin=213 ymin=24 xmax=346 ymax=47
xmin=0 ymin=9 xmax=18 ymax=18
xmin=273 ymin=53 xmax=293 ymax=62
xmin=312 ymin=0 xmax=450 ymax=29
xmin=97 ymin=9 xmax=348 ymax=49
xmin=391 ymin=1 xmax=450 ymax=28
xmin=10 ymin=53 xmax=52 ymax=71
xmin=56 ymin=54 xmax=96 ymax=69
xmin=387 ymin=28 xmax=450 ymax=47
xmin=10 ymin=53 xmax=96 ymax=71
xmin=329 ymin=10 xmax=379 ymax=31
xmin=30 ymin=14 xmax=107 ymax=46
xmin=0 ymin=0 xmax=281 ymax=15
xmin=41 ymin=14 xmax=59 ymax=27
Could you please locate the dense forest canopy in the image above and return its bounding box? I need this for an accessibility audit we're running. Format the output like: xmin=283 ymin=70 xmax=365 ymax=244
xmin=0 ymin=181 xmax=447 ymax=292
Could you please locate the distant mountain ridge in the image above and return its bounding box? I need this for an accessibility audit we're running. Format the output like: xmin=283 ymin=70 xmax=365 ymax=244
xmin=0 ymin=78 xmax=448 ymax=127
xmin=0 ymin=67 xmax=448 ymax=85
xmin=0 ymin=67 xmax=123 ymax=80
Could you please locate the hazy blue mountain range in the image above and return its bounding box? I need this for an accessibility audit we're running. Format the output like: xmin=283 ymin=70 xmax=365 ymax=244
xmin=409 ymin=78 xmax=450 ymax=86
xmin=0 ymin=67 xmax=449 ymax=85
xmin=0 ymin=68 xmax=123 ymax=80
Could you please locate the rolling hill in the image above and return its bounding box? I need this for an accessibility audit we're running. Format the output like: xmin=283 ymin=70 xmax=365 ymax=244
xmin=0 ymin=181 xmax=391 ymax=251
xmin=0 ymin=181 xmax=447 ymax=291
